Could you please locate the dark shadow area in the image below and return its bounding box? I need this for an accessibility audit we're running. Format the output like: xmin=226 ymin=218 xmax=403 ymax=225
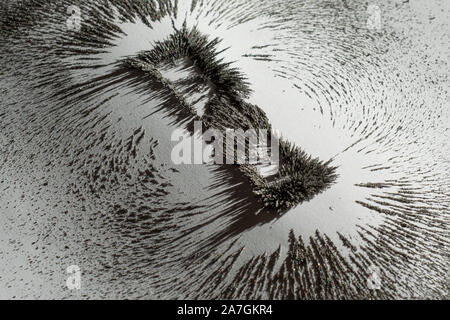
xmin=51 ymin=60 xmax=291 ymax=253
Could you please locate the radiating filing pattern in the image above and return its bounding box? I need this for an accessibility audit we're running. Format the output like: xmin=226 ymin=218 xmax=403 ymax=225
xmin=0 ymin=0 xmax=448 ymax=299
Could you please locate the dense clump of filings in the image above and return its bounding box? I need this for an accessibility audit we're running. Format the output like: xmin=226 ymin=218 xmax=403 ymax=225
xmin=254 ymin=140 xmax=337 ymax=209
xmin=128 ymin=25 xmax=252 ymax=101
xmin=125 ymin=24 xmax=337 ymax=211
